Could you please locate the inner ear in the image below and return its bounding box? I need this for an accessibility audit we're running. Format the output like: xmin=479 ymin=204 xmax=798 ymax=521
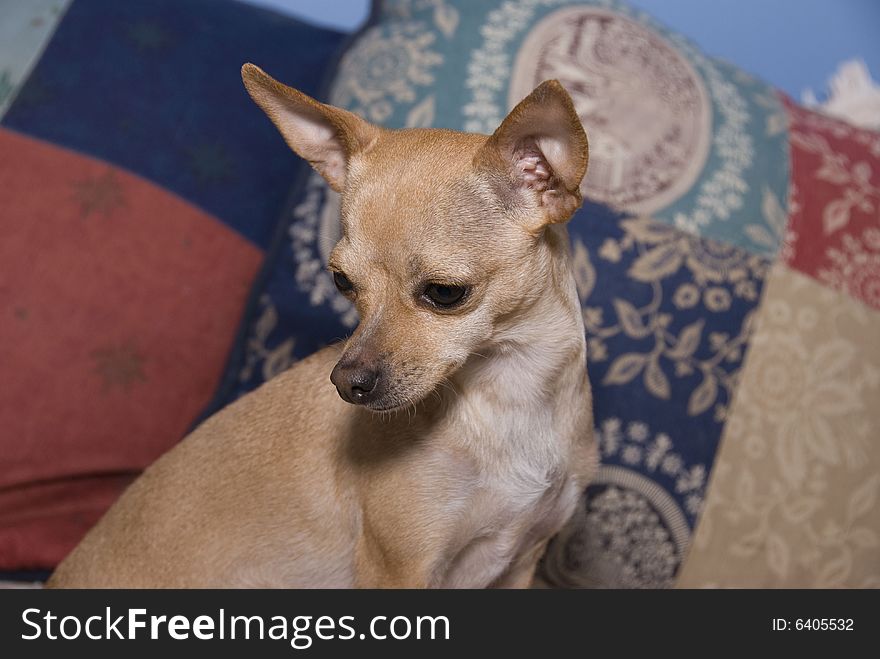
xmin=476 ymin=80 xmax=589 ymax=229
xmin=514 ymin=140 xmax=555 ymax=192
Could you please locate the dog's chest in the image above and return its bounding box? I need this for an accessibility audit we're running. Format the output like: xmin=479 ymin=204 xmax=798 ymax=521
xmin=437 ymin=406 xmax=580 ymax=587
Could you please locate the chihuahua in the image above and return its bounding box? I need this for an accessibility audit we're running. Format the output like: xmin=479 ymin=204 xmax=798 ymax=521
xmin=47 ymin=64 xmax=596 ymax=588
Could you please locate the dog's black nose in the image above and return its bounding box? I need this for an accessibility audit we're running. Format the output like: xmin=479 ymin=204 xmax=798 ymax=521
xmin=330 ymin=358 xmax=385 ymax=406
xmin=349 ymin=369 xmax=378 ymax=399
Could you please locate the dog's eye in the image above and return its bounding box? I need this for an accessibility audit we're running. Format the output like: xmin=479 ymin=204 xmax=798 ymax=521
xmin=333 ymin=271 xmax=354 ymax=294
xmin=423 ymin=283 xmax=467 ymax=308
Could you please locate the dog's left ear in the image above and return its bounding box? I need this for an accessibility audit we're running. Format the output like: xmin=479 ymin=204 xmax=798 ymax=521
xmin=476 ymin=80 xmax=589 ymax=230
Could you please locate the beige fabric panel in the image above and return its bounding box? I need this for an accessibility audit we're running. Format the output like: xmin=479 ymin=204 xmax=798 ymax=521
xmin=678 ymin=264 xmax=880 ymax=588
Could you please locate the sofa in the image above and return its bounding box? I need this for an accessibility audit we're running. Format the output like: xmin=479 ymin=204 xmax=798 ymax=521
xmin=2 ymin=0 xmax=877 ymax=587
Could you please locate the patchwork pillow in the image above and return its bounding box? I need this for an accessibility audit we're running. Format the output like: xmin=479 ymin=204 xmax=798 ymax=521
xmin=217 ymin=0 xmax=879 ymax=588
xmin=676 ymin=107 xmax=880 ymax=588
xmin=0 ymin=0 xmax=345 ymax=570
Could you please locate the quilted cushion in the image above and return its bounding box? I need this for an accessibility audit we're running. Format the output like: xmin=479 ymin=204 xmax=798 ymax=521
xmin=215 ymin=0 xmax=879 ymax=587
xmin=0 ymin=0 xmax=345 ymax=570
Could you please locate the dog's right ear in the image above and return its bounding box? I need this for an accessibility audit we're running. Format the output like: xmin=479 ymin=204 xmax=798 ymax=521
xmin=241 ymin=63 xmax=377 ymax=192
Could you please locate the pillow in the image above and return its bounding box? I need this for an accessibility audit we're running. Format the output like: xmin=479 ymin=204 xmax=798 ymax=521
xmin=676 ymin=105 xmax=880 ymax=588
xmin=0 ymin=0 xmax=345 ymax=570
xmin=217 ymin=0 xmax=879 ymax=588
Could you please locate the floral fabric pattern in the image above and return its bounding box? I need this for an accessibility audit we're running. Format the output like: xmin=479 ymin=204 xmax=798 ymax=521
xmin=677 ymin=265 xmax=880 ymax=588
xmin=783 ymin=97 xmax=880 ymax=310
xmin=577 ymin=216 xmax=766 ymax=426
xmin=330 ymin=21 xmax=444 ymax=125
xmin=534 ymin=212 xmax=769 ymax=587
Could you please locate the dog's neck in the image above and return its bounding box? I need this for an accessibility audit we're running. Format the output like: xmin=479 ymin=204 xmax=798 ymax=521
xmin=444 ymin=226 xmax=589 ymax=457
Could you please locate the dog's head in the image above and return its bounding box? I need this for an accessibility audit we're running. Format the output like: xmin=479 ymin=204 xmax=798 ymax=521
xmin=242 ymin=64 xmax=588 ymax=411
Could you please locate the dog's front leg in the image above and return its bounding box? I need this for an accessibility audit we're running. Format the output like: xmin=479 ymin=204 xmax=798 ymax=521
xmin=353 ymin=529 xmax=436 ymax=589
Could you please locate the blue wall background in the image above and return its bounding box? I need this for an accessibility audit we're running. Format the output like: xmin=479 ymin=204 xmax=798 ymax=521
xmin=240 ymin=0 xmax=880 ymax=100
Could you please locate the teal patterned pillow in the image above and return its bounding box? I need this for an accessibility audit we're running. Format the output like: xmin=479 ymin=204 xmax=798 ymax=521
xmin=216 ymin=0 xmax=795 ymax=587
xmin=328 ymin=0 xmax=789 ymax=254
